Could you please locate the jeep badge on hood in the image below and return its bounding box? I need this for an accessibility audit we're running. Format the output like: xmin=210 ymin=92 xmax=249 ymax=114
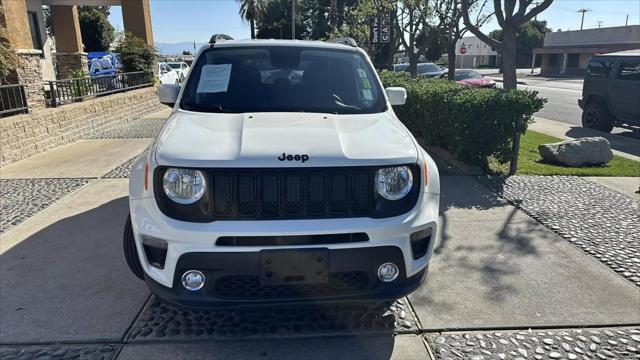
xmin=278 ymin=153 xmax=309 ymax=163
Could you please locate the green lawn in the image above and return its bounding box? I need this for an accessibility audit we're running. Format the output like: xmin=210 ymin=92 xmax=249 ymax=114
xmin=489 ymin=130 xmax=640 ymax=177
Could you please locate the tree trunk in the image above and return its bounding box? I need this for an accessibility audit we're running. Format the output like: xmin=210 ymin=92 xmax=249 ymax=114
xmin=330 ymin=0 xmax=337 ymax=32
xmin=447 ymin=42 xmax=456 ymax=80
xmin=408 ymin=53 xmax=418 ymax=78
xmin=501 ymin=28 xmax=518 ymax=90
xmin=250 ymin=19 xmax=256 ymax=39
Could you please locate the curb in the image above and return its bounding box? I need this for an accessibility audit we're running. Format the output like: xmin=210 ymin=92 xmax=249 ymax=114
xmin=489 ymin=77 xmax=528 ymax=85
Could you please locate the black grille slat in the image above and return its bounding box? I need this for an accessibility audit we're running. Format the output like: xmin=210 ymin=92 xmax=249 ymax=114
xmin=329 ymin=171 xmax=348 ymax=214
xmin=284 ymin=173 xmax=303 ymax=215
xmin=212 ymin=174 xmax=233 ymax=216
xmin=216 ymin=232 xmax=369 ymax=246
xmin=237 ymin=174 xmax=257 ymax=215
xmin=307 ymin=172 xmax=326 ymax=215
xmin=261 ymin=173 xmax=280 ymax=216
xmin=351 ymin=171 xmax=370 ymax=214
xmin=214 ymin=271 xmax=369 ymax=299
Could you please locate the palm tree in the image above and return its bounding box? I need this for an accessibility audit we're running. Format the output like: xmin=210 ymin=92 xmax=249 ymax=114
xmin=237 ymin=0 xmax=268 ymax=39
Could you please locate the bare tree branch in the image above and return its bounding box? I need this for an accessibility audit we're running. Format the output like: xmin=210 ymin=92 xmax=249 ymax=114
xmin=461 ymin=0 xmax=502 ymax=50
xmin=493 ymin=0 xmax=505 ymax=27
xmin=519 ymin=0 xmax=553 ymax=22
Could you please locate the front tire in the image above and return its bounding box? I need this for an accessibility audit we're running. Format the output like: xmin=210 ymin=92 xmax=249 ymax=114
xmin=582 ymin=102 xmax=614 ymax=133
xmin=123 ymin=215 xmax=144 ymax=280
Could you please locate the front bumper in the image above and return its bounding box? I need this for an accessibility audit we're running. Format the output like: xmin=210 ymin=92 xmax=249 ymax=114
xmin=145 ymin=247 xmax=428 ymax=307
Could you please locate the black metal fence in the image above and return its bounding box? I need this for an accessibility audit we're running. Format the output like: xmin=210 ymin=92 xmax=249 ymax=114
xmin=46 ymin=71 xmax=153 ymax=107
xmin=0 ymin=84 xmax=28 ymax=117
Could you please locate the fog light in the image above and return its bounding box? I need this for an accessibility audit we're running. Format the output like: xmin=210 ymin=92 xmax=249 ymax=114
xmin=377 ymin=262 xmax=399 ymax=282
xmin=181 ymin=270 xmax=205 ymax=291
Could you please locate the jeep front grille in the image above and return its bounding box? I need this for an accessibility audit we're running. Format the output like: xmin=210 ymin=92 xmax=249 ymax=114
xmin=153 ymin=165 xmax=421 ymax=222
xmin=212 ymin=169 xmax=373 ymax=219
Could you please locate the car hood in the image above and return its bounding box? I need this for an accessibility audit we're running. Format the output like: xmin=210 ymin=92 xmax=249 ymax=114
xmin=154 ymin=110 xmax=418 ymax=168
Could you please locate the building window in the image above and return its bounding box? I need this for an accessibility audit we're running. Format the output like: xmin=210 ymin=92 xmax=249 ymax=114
xmin=27 ymin=11 xmax=43 ymax=50
xmin=587 ymin=60 xmax=612 ymax=77
xmin=617 ymin=61 xmax=640 ymax=81
xmin=567 ymin=54 xmax=580 ymax=68
xmin=548 ymin=54 xmax=559 ymax=67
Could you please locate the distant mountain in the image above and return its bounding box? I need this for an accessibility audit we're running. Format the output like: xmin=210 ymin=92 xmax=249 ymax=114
xmin=156 ymin=42 xmax=206 ymax=55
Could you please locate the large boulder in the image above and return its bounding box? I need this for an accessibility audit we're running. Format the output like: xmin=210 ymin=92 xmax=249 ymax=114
xmin=538 ymin=137 xmax=613 ymax=167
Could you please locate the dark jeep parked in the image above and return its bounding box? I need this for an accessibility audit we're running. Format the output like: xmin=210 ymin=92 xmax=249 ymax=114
xmin=579 ymin=50 xmax=640 ymax=132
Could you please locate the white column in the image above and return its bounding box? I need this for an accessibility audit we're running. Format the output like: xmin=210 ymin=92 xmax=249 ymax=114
xmin=560 ymin=52 xmax=568 ymax=75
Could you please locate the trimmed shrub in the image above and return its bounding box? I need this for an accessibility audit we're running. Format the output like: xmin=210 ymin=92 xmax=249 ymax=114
xmin=379 ymin=71 xmax=546 ymax=170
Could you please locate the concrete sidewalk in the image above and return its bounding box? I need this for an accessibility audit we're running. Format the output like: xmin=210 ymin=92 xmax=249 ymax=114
xmin=409 ymin=176 xmax=640 ymax=330
xmin=529 ymin=116 xmax=640 ymax=161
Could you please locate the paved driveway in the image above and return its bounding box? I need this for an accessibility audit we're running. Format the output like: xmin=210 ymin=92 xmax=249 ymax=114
xmin=1 ymin=109 xmax=638 ymax=359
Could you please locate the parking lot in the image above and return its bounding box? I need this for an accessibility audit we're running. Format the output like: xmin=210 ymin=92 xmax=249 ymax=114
xmin=1 ymin=109 xmax=639 ymax=359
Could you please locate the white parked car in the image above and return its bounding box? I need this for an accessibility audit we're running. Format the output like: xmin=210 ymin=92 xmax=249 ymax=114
xmin=124 ymin=35 xmax=440 ymax=307
xmin=158 ymin=63 xmax=179 ymax=84
xmin=166 ymin=61 xmax=190 ymax=82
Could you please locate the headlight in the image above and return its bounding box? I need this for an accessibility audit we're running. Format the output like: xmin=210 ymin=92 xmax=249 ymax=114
xmin=375 ymin=166 xmax=413 ymax=200
xmin=162 ymin=168 xmax=206 ymax=204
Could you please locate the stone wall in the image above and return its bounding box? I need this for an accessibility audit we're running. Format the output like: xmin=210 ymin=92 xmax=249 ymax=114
xmin=55 ymin=52 xmax=88 ymax=79
xmin=15 ymin=50 xmax=46 ymax=110
xmin=0 ymin=87 xmax=163 ymax=166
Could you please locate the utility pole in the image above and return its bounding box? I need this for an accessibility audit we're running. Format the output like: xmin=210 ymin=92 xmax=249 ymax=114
xmin=291 ymin=0 xmax=296 ymax=39
xmin=533 ymin=1 xmax=541 ymax=20
xmin=626 ymin=14 xmax=629 ymax=26
xmin=578 ymin=9 xmax=591 ymax=30
xmin=596 ymin=21 xmax=603 ymax=28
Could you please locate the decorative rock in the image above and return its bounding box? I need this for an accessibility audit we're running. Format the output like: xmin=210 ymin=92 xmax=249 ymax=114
xmin=548 ymin=351 xmax=563 ymax=359
xmin=427 ymin=328 xmax=640 ymax=360
xmin=538 ymin=137 xmax=613 ymax=167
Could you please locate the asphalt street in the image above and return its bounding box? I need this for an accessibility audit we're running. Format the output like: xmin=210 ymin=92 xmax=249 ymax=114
xmin=491 ymin=74 xmax=638 ymax=138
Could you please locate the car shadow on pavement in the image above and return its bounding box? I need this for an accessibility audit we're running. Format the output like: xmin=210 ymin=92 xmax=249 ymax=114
xmin=0 ymin=196 xmax=411 ymax=357
xmin=565 ymin=127 xmax=640 ymax=155
xmin=0 ymin=197 xmax=150 ymax=344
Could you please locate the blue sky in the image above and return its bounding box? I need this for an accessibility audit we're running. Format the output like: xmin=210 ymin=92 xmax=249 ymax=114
xmin=108 ymin=0 xmax=640 ymax=44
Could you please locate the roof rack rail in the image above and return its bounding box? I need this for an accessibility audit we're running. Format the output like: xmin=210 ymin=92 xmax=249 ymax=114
xmin=327 ymin=37 xmax=358 ymax=47
xmin=209 ymin=34 xmax=234 ymax=44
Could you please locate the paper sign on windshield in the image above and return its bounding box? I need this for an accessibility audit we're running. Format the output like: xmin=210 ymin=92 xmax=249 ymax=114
xmin=197 ymin=64 xmax=232 ymax=93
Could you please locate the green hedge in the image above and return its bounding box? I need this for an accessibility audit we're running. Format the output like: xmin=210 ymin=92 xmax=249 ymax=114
xmin=379 ymin=71 xmax=546 ymax=170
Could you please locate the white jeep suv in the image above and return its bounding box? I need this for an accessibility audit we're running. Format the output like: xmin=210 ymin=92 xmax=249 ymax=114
xmin=124 ymin=35 xmax=440 ymax=307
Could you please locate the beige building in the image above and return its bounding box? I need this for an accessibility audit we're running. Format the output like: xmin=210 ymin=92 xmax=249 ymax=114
xmin=0 ymin=0 xmax=154 ymax=109
xmin=447 ymin=36 xmax=499 ymax=69
xmin=534 ymin=25 xmax=640 ymax=76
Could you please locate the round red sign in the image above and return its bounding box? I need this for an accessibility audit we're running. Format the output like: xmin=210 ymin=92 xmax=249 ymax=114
xmin=460 ymin=46 xmax=467 ymax=54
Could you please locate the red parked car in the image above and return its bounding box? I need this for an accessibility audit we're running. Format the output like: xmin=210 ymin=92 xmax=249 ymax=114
xmin=450 ymin=70 xmax=496 ymax=88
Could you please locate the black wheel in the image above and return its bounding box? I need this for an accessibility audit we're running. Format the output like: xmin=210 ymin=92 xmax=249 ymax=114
xmin=123 ymin=215 xmax=144 ymax=280
xmin=582 ymin=102 xmax=614 ymax=132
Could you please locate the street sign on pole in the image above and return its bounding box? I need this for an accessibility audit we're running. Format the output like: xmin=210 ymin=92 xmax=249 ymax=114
xmin=460 ymin=46 xmax=467 ymax=54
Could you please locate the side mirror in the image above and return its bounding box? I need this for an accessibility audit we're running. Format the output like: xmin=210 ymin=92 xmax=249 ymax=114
xmin=158 ymin=84 xmax=180 ymax=107
xmin=385 ymin=87 xmax=407 ymax=106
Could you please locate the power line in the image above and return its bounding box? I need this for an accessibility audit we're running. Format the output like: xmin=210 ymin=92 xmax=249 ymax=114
xmin=577 ymin=8 xmax=591 ymax=30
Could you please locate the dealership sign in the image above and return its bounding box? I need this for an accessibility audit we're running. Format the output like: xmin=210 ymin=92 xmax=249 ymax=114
xmin=371 ymin=13 xmax=391 ymax=44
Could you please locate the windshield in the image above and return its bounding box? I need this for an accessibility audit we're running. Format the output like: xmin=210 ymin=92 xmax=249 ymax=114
xmin=454 ymin=71 xmax=481 ymax=80
xmin=180 ymin=46 xmax=385 ymax=114
xmin=416 ymin=63 xmax=441 ymax=73
xmin=168 ymin=63 xmax=182 ymax=69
